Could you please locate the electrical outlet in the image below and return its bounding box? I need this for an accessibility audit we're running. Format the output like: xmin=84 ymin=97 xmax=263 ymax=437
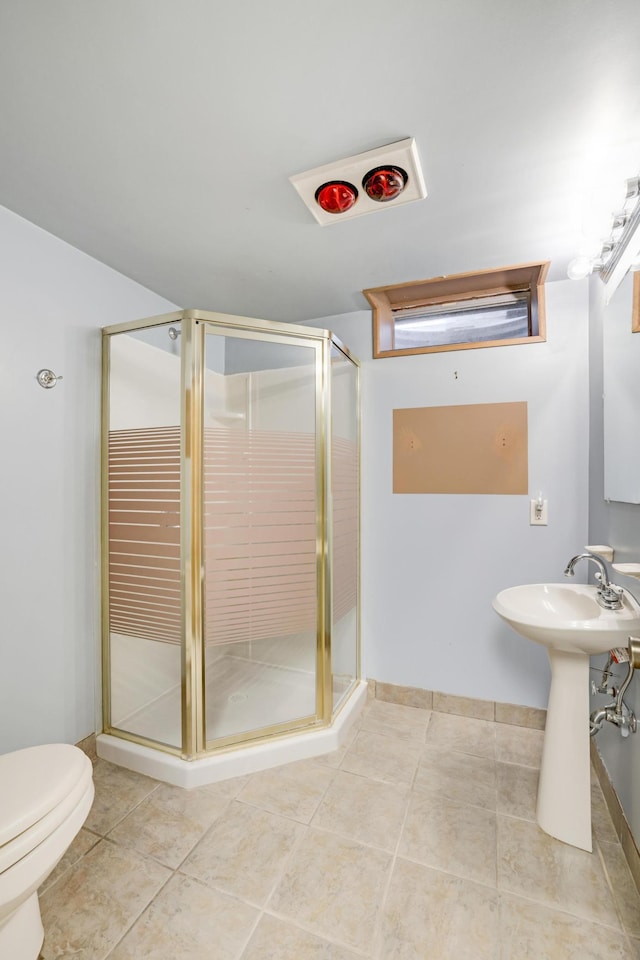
xmin=530 ymin=499 xmax=548 ymax=525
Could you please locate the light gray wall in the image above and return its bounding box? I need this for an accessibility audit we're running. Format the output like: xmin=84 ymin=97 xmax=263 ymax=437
xmin=309 ymin=278 xmax=590 ymax=708
xmin=0 ymin=199 xmax=595 ymax=780
xmin=588 ymin=275 xmax=640 ymax=842
xmin=0 ymin=205 xmax=177 ymax=753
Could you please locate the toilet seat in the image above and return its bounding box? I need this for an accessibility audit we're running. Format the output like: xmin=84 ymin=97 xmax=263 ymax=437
xmin=0 ymin=745 xmax=93 ymax=873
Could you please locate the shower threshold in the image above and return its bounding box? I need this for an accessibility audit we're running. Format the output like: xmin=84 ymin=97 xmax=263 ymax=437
xmin=97 ymin=679 xmax=367 ymax=788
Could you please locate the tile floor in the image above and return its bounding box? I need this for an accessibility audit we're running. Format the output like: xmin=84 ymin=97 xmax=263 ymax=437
xmin=38 ymin=699 xmax=640 ymax=959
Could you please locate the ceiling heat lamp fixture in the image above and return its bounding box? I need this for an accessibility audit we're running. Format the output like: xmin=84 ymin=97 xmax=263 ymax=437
xmin=363 ymin=165 xmax=408 ymax=202
xmin=315 ymin=180 xmax=358 ymax=215
xmin=290 ymin=138 xmax=426 ymax=225
xmin=568 ymin=173 xmax=640 ymax=300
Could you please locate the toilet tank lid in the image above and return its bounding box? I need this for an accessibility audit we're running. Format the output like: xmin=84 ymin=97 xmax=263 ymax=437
xmin=0 ymin=744 xmax=92 ymax=846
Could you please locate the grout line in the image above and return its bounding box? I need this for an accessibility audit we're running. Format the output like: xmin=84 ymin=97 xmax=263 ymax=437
xmin=97 ymin=780 xmax=162 ymax=838
xmin=370 ymin=768 xmax=415 ymax=958
xmin=261 ymin=812 xmax=311 ymax=912
xmin=98 ymin=839 xmax=176 ymax=960
xmin=261 ymin=906 xmax=371 ymax=958
xmin=593 ymin=837 xmax=636 ymax=939
xmin=497 ymin=887 xmax=630 ymax=937
xmin=169 ymin=794 xmax=238 ymax=874
xmin=53 ymin=702 xmax=621 ymax=957
xmin=236 ymin=905 xmax=264 ymax=960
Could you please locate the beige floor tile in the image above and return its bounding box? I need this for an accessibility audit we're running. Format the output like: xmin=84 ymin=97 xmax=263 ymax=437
xmin=497 ymin=816 xmax=620 ymax=928
xmin=381 ymin=858 xmax=499 ymax=960
xmin=631 ymin=937 xmax=640 ymax=959
xmin=107 ymin=781 xmax=232 ymax=868
xmin=494 ymin=724 xmax=544 ymax=768
xmin=598 ymin=840 xmax=640 ymax=938
xmin=375 ymin=682 xmax=433 ymax=710
xmin=237 ymin=759 xmax=336 ymax=824
xmin=269 ymin=828 xmax=391 ymax=953
xmin=495 ymin=702 xmax=546 ymax=730
xmin=399 ymin=791 xmax=497 ymax=887
xmin=40 ymin=839 xmax=170 ymax=960
xmin=414 ymin=745 xmax=497 ymax=810
xmin=110 ymin=872 xmax=258 ymax=959
xmin=84 ymin=759 xmax=159 ymax=835
xmin=340 ymin=729 xmax=422 ymax=785
xmin=496 ymin=762 xmax=538 ymax=821
xmin=311 ymin=770 xmax=409 ymax=851
xmin=499 ymin=892 xmax=634 ymax=959
xmin=41 ymin=828 xmax=100 ymax=893
xmin=314 ymin=721 xmax=360 ymax=769
xmin=592 ymin=779 xmax=619 ymax=843
xmin=199 ymin=775 xmax=252 ymax=800
xmin=181 ymin=800 xmax=302 ymax=906
xmin=242 ymin=914 xmax=361 ymax=959
xmin=433 ymin=691 xmax=495 ymax=721
xmin=360 ymin=698 xmax=431 ymax=741
xmin=424 ymin=712 xmax=496 ymax=759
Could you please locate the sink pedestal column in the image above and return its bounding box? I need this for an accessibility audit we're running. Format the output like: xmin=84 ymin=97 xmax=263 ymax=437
xmin=536 ymin=649 xmax=592 ymax=851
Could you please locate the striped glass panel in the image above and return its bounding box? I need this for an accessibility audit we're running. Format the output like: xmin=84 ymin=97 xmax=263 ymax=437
xmin=203 ymin=333 xmax=318 ymax=742
xmin=107 ymin=327 xmax=182 ymax=748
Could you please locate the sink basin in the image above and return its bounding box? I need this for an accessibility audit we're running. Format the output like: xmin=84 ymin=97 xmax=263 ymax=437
xmin=492 ymin=582 xmax=640 ymax=654
xmin=493 ymin=579 xmax=640 ymax=852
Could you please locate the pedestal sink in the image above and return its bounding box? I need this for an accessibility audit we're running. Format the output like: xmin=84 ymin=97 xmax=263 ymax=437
xmin=493 ymin=583 xmax=640 ymax=851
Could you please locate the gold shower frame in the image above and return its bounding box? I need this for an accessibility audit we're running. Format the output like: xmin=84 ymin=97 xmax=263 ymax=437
xmin=101 ymin=310 xmax=361 ymax=760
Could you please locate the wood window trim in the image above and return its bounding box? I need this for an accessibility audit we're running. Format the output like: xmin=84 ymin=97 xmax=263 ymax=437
xmin=363 ymin=261 xmax=550 ymax=359
xmin=632 ymin=270 xmax=640 ymax=333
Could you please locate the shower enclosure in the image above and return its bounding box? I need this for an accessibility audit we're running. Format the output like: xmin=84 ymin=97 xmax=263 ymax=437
xmin=101 ymin=311 xmax=360 ymax=765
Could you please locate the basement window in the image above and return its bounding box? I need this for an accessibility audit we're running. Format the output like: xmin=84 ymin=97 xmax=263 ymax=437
xmin=364 ymin=261 xmax=549 ymax=359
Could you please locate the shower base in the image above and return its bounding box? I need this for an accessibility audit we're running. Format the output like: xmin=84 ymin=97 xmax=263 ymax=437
xmin=108 ymin=653 xmax=353 ymax=747
xmin=97 ymin=678 xmax=367 ymax=788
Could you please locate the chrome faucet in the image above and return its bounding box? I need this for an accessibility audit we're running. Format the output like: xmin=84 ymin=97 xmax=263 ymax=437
xmin=564 ymin=552 xmax=624 ymax=610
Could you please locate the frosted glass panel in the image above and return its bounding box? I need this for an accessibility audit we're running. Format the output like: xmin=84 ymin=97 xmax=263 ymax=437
xmin=331 ymin=345 xmax=359 ymax=710
xmin=203 ymin=331 xmax=319 ymax=742
xmin=107 ymin=324 xmax=182 ymax=748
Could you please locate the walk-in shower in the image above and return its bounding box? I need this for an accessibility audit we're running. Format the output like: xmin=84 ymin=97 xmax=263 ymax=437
xmin=99 ymin=311 xmax=362 ymax=784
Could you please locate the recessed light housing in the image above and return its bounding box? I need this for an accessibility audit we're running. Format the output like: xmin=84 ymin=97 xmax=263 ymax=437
xmin=290 ymin=138 xmax=427 ymax=225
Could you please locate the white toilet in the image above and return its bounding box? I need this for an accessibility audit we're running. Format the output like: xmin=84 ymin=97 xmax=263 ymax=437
xmin=0 ymin=743 xmax=94 ymax=960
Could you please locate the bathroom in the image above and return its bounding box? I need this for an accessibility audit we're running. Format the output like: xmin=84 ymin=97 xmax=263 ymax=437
xmin=2 ymin=1 xmax=640 ymax=957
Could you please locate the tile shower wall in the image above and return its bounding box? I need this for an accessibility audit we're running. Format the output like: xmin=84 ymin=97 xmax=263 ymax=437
xmin=0 ymin=204 xmax=177 ymax=753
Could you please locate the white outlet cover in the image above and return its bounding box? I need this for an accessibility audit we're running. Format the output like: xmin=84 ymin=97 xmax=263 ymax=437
xmin=289 ymin=138 xmax=427 ymax=226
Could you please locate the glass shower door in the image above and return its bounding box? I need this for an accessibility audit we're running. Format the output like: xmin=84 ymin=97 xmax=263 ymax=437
xmin=202 ymin=326 xmax=321 ymax=745
xmin=105 ymin=322 xmax=183 ymax=749
xmin=330 ymin=343 xmax=359 ymax=711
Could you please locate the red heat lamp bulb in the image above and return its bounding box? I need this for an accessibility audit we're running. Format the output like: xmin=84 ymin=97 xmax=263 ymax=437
xmin=363 ymin=165 xmax=408 ymax=202
xmin=315 ymin=180 xmax=358 ymax=215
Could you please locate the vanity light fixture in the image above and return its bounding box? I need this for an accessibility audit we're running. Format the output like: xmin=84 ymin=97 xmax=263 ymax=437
xmin=567 ymin=172 xmax=640 ymax=300
xmin=601 ymin=177 xmax=640 ymax=301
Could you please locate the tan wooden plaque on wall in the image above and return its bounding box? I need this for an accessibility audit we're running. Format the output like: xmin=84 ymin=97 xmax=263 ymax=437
xmin=393 ymin=401 xmax=528 ymax=494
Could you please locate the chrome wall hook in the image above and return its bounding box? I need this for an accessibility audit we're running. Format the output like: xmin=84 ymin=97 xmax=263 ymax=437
xmin=36 ymin=369 xmax=63 ymax=389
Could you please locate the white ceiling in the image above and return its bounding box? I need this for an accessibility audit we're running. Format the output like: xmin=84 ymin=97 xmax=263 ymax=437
xmin=1 ymin=0 xmax=640 ymax=322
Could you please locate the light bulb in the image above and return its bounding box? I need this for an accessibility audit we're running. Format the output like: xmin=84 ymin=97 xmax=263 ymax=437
xmin=567 ymin=256 xmax=594 ymax=280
